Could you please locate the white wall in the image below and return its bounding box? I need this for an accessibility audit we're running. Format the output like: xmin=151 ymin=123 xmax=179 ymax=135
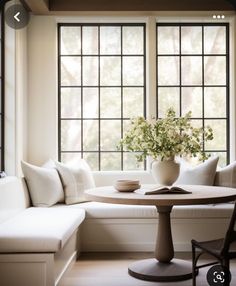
xmin=15 ymin=28 xmax=28 ymax=175
xmin=5 ymin=15 xmax=16 ymax=174
xmin=27 ymin=16 xmax=58 ymax=165
xmin=5 ymin=1 xmax=28 ymax=176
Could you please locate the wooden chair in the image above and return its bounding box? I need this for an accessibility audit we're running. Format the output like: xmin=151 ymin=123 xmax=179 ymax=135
xmin=192 ymin=201 xmax=236 ymax=286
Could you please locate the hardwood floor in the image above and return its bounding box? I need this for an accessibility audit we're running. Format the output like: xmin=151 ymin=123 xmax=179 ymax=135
xmin=59 ymin=252 xmax=236 ymax=286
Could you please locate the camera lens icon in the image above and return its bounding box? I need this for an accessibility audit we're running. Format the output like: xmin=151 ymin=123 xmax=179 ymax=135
xmin=207 ymin=265 xmax=231 ymax=285
xmin=214 ymin=271 xmax=225 ymax=283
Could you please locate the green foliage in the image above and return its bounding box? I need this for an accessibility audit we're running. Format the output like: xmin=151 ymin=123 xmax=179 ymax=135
xmin=119 ymin=108 xmax=213 ymax=162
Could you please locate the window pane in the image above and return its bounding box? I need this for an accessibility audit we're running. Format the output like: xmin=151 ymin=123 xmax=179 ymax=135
xmin=190 ymin=119 xmax=203 ymax=129
xmin=61 ymin=88 xmax=81 ymax=118
xmin=182 ymin=87 xmax=202 ymax=118
xmin=59 ymin=24 xmax=146 ymax=170
xmin=204 ymin=56 xmax=226 ymax=85
xmin=206 ymin=152 xmax=227 ymax=167
xmin=100 ymin=88 xmax=121 ymax=118
xmin=158 ymin=87 xmax=179 ymax=117
xmin=101 ymin=120 xmax=121 ymax=151
xmin=157 ymin=23 xmax=229 ymax=166
xmin=123 ymin=119 xmax=132 ymax=134
xmin=61 ymin=27 xmax=81 ymax=55
xmin=158 ymin=56 xmax=179 ymax=85
xmin=204 ymin=120 xmax=226 ymax=150
xmin=61 ymin=120 xmax=81 ymax=151
xmin=100 ymin=57 xmax=121 ymax=86
xmin=181 ymin=56 xmax=202 ymax=85
xmin=204 ymin=87 xmax=226 ymax=118
xmin=100 ymin=27 xmax=121 ymax=55
xmin=157 ymin=26 xmax=179 ymax=54
xmin=181 ymin=26 xmax=202 ymax=54
xmin=83 ymin=88 xmax=99 ymax=118
xmin=61 ymin=153 xmax=82 ymax=164
xmin=83 ymin=120 xmax=99 ymax=151
xmin=61 ymin=57 xmax=81 ymax=86
xmin=83 ymin=56 xmax=98 ymax=86
xmin=83 ymin=152 xmax=99 ymax=171
xmin=123 ymin=26 xmax=144 ymax=55
xmin=123 ymin=153 xmax=144 ymax=170
xmin=123 ymin=88 xmax=144 ymax=118
xmin=101 ymin=153 xmax=121 ymax=171
xmin=123 ymin=56 xmax=144 ymax=86
xmin=82 ymin=26 xmax=98 ymax=55
xmin=204 ymin=26 xmax=226 ymax=54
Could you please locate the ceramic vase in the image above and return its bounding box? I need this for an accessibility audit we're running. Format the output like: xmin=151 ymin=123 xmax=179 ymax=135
xmin=151 ymin=159 xmax=180 ymax=185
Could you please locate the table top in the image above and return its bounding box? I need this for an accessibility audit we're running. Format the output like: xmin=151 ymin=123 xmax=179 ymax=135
xmin=85 ymin=185 xmax=236 ymax=206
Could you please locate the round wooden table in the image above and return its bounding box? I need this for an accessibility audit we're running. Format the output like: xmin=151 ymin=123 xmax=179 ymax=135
xmin=85 ymin=185 xmax=236 ymax=282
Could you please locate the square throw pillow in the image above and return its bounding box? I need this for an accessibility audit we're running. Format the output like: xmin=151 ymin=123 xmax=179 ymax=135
xmin=175 ymin=156 xmax=219 ymax=185
xmin=55 ymin=159 xmax=95 ymax=205
xmin=214 ymin=161 xmax=236 ymax=188
xmin=21 ymin=161 xmax=64 ymax=207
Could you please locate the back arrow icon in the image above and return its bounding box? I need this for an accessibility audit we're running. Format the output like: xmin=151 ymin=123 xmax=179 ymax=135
xmin=14 ymin=12 xmax=20 ymax=22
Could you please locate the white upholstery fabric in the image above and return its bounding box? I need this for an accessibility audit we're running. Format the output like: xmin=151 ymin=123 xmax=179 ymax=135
xmin=21 ymin=161 xmax=64 ymax=207
xmin=0 ymin=177 xmax=30 ymax=223
xmin=55 ymin=159 xmax=95 ymax=205
xmin=214 ymin=161 xmax=236 ymax=188
xmin=175 ymin=156 xmax=219 ymax=185
xmin=0 ymin=207 xmax=85 ymax=253
xmin=56 ymin=201 xmax=234 ymax=219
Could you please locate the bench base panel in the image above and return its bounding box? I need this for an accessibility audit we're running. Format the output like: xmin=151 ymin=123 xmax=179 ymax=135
xmin=0 ymin=229 xmax=80 ymax=286
xmin=81 ymin=218 xmax=229 ymax=252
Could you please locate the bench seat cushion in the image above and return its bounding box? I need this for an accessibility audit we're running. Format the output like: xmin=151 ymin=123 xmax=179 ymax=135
xmin=0 ymin=207 xmax=85 ymax=253
xmin=61 ymin=202 xmax=234 ymax=219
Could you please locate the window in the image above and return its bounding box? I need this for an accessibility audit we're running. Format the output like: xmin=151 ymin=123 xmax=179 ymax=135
xmin=58 ymin=23 xmax=146 ymax=171
xmin=59 ymin=21 xmax=230 ymax=171
xmin=0 ymin=8 xmax=4 ymax=170
xmin=157 ymin=23 xmax=229 ymax=166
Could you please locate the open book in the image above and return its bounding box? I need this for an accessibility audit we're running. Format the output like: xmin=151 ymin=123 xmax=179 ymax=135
xmin=135 ymin=185 xmax=192 ymax=195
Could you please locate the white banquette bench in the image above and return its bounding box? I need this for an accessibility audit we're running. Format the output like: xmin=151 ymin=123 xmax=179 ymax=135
xmin=0 ymin=177 xmax=85 ymax=286
xmin=0 ymin=173 xmax=234 ymax=286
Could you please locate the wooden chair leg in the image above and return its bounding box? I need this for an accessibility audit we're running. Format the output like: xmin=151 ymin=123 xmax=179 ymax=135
xmin=192 ymin=243 xmax=197 ymax=286
xmin=221 ymin=259 xmax=230 ymax=286
xmin=222 ymin=259 xmax=229 ymax=269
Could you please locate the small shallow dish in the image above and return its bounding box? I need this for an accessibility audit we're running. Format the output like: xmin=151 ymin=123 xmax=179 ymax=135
xmin=114 ymin=180 xmax=140 ymax=192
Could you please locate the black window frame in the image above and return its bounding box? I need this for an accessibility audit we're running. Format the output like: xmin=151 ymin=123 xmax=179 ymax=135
xmin=156 ymin=22 xmax=230 ymax=165
xmin=0 ymin=6 xmax=5 ymax=171
xmin=58 ymin=23 xmax=147 ymax=171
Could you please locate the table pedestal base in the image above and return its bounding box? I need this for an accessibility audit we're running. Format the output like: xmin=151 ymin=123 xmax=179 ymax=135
xmin=128 ymin=258 xmax=194 ymax=282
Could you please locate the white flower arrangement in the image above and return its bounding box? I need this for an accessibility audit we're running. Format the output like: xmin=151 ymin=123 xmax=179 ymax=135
xmin=120 ymin=108 xmax=213 ymax=162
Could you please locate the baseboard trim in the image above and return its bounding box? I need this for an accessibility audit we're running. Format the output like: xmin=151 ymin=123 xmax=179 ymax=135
xmin=81 ymin=242 xmax=191 ymax=252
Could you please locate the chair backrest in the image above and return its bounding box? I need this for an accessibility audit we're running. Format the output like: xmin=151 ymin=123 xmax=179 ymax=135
xmin=221 ymin=201 xmax=236 ymax=256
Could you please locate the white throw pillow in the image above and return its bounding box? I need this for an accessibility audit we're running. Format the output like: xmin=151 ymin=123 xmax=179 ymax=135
xmin=21 ymin=161 xmax=64 ymax=207
xmin=55 ymin=159 xmax=95 ymax=205
xmin=214 ymin=161 xmax=236 ymax=188
xmin=175 ymin=156 xmax=219 ymax=185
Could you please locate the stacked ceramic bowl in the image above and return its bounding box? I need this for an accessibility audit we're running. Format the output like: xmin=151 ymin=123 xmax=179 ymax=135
xmin=114 ymin=180 xmax=140 ymax=192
